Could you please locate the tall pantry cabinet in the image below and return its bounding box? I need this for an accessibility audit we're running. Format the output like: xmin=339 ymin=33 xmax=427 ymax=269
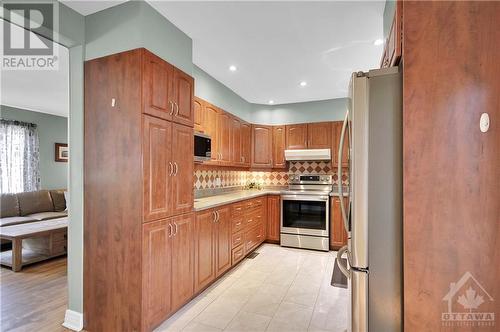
xmin=84 ymin=48 xmax=194 ymax=332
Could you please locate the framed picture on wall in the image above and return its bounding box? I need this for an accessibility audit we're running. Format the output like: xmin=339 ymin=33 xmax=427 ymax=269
xmin=55 ymin=143 xmax=68 ymax=162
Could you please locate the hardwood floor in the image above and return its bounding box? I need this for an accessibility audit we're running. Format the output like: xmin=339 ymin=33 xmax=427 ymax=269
xmin=0 ymin=257 xmax=69 ymax=332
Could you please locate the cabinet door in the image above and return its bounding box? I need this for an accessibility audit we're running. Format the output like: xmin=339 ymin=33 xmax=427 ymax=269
xmin=252 ymin=125 xmax=273 ymax=168
xmin=194 ymin=209 xmax=216 ymax=292
xmin=267 ymin=195 xmax=281 ymax=242
xmin=142 ymin=50 xmax=174 ymax=121
xmin=231 ymin=117 xmax=242 ymax=165
xmin=171 ymin=123 xmax=194 ymax=216
xmin=307 ymin=122 xmax=333 ymax=149
xmin=285 ymin=124 xmax=308 ymax=149
xmin=241 ymin=123 xmax=252 ymax=167
xmin=171 ymin=213 xmax=195 ymax=310
xmin=172 ymin=68 xmax=194 ymax=127
xmin=143 ymin=115 xmax=172 ymax=222
xmin=272 ymin=126 xmax=286 ymax=168
xmin=217 ymin=111 xmax=232 ymax=164
xmin=142 ymin=219 xmax=172 ymax=330
xmin=203 ymin=104 xmax=219 ymax=164
xmin=333 ymin=121 xmax=350 ymax=168
xmin=194 ymin=97 xmax=204 ymax=133
xmin=330 ymin=197 xmax=348 ymax=250
xmin=215 ymin=206 xmax=232 ymax=277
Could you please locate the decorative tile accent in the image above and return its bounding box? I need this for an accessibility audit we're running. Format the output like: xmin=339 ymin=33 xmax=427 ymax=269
xmin=194 ymin=161 xmax=349 ymax=190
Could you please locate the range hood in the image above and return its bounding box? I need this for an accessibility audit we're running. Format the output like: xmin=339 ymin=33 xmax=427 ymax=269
xmin=284 ymin=149 xmax=331 ymax=161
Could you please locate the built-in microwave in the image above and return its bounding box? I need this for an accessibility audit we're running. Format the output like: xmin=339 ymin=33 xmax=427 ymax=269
xmin=194 ymin=132 xmax=211 ymax=162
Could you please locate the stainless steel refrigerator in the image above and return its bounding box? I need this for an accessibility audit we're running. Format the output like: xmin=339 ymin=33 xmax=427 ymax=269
xmin=335 ymin=66 xmax=403 ymax=332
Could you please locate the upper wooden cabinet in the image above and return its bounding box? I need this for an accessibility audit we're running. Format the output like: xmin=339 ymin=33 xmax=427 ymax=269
xmin=272 ymin=126 xmax=286 ymax=168
xmin=231 ymin=117 xmax=242 ymax=165
xmin=142 ymin=49 xmax=194 ymax=126
xmin=171 ymin=123 xmax=194 ymax=216
xmin=252 ymin=125 xmax=273 ymax=168
xmin=333 ymin=121 xmax=349 ymax=168
xmin=380 ymin=0 xmax=402 ymax=68
xmin=285 ymin=124 xmax=308 ymax=150
xmin=193 ymin=97 xmax=204 ymax=132
xmin=307 ymin=122 xmax=333 ymax=149
xmin=203 ymin=103 xmax=219 ymax=164
xmin=216 ymin=111 xmax=232 ymax=164
xmin=240 ymin=122 xmax=252 ymax=167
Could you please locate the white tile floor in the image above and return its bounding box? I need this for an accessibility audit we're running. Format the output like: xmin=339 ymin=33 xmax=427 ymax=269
xmin=156 ymin=244 xmax=348 ymax=332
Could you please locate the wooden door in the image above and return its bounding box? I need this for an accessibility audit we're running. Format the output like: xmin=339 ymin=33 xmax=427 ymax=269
xmin=194 ymin=97 xmax=204 ymax=133
xmin=215 ymin=206 xmax=232 ymax=277
xmin=266 ymin=195 xmax=280 ymax=242
xmin=231 ymin=117 xmax=242 ymax=165
xmin=272 ymin=126 xmax=286 ymax=169
xmin=171 ymin=213 xmax=194 ymax=310
xmin=330 ymin=197 xmax=348 ymax=250
xmin=403 ymin=2 xmax=500 ymax=330
xmin=142 ymin=50 xmax=174 ymax=121
xmin=171 ymin=68 xmax=194 ymax=127
xmin=252 ymin=125 xmax=273 ymax=168
xmin=203 ymin=104 xmax=219 ymax=164
xmin=142 ymin=219 xmax=172 ymax=331
xmin=143 ymin=115 xmax=172 ymax=222
xmin=217 ymin=111 xmax=231 ymax=164
xmin=241 ymin=123 xmax=252 ymax=167
xmin=171 ymin=123 xmax=193 ymax=216
xmin=307 ymin=122 xmax=333 ymax=149
xmin=194 ymin=209 xmax=216 ymax=292
xmin=333 ymin=121 xmax=349 ymax=168
xmin=285 ymin=124 xmax=308 ymax=149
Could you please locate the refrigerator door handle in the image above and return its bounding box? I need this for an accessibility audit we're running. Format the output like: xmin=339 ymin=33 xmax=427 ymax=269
xmin=338 ymin=111 xmax=349 ymax=233
xmin=336 ymin=245 xmax=351 ymax=278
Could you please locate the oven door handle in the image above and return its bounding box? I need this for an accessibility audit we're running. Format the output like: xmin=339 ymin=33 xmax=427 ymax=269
xmin=281 ymin=195 xmax=329 ymax=201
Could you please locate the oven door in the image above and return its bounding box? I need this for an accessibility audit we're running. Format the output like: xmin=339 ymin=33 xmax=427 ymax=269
xmin=281 ymin=195 xmax=329 ymax=237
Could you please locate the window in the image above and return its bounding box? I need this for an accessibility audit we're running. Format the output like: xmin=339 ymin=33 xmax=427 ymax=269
xmin=0 ymin=119 xmax=40 ymax=193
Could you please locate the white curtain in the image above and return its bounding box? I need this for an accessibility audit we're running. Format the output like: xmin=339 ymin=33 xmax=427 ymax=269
xmin=0 ymin=119 xmax=40 ymax=193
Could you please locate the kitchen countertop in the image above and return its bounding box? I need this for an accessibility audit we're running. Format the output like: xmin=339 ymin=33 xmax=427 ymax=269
xmin=193 ymin=189 xmax=282 ymax=211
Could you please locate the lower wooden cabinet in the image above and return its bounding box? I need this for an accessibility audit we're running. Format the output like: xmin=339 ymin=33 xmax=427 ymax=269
xmin=215 ymin=206 xmax=232 ymax=276
xmin=266 ymin=195 xmax=281 ymax=242
xmin=330 ymin=197 xmax=349 ymax=250
xmin=194 ymin=209 xmax=216 ymax=292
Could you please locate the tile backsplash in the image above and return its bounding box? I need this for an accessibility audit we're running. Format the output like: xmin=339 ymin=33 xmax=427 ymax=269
xmin=194 ymin=161 xmax=349 ymax=190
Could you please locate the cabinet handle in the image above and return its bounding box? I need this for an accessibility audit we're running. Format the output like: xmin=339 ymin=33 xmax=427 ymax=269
xmin=168 ymin=224 xmax=173 ymax=237
xmin=175 ymin=102 xmax=179 ymax=116
xmin=169 ymin=101 xmax=174 ymax=115
xmin=236 ymin=222 xmax=241 ymax=226
xmin=169 ymin=162 xmax=173 ymax=176
xmin=236 ymin=237 xmax=241 ymax=242
xmin=174 ymin=222 xmax=178 ymax=236
xmin=173 ymin=162 xmax=178 ymax=175
xmin=212 ymin=211 xmax=217 ymax=223
xmin=216 ymin=211 xmax=220 ymax=222
xmin=248 ymin=219 xmax=253 ymax=223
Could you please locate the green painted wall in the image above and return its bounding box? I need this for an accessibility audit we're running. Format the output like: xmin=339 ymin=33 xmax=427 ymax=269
xmin=85 ymin=0 xmax=192 ymax=73
xmin=1 ymin=106 xmax=68 ymax=190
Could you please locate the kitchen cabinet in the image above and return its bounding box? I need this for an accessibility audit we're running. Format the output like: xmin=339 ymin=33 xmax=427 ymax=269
xmin=171 ymin=123 xmax=194 ymax=216
xmin=194 ymin=209 xmax=216 ymax=292
xmin=307 ymin=122 xmax=333 ymax=149
xmin=142 ymin=219 xmax=172 ymax=331
xmin=330 ymin=197 xmax=348 ymax=250
xmin=142 ymin=49 xmax=194 ymax=127
xmin=216 ymin=111 xmax=232 ymax=165
xmin=193 ymin=97 xmax=203 ymax=132
xmin=203 ymin=103 xmax=219 ymax=164
xmin=333 ymin=121 xmax=349 ymax=167
xmin=285 ymin=124 xmax=308 ymax=150
xmin=380 ymin=0 xmax=402 ymax=68
xmin=143 ymin=115 xmax=172 ymax=222
xmin=231 ymin=117 xmax=242 ymax=165
xmin=215 ymin=206 xmax=232 ymax=276
xmin=252 ymin=125 xmax=273 ymax=168
xmin=266 ymin=195 xmax=281 ymax=242
xmin=240 ymin=122 xmax=252 ymax=167
xmin=272 ymin=126 xmax=286 ymax=168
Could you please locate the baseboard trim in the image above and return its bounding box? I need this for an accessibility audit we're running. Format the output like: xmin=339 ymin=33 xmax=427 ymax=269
xmin=62 ymin=309 xmax=83 ymax=331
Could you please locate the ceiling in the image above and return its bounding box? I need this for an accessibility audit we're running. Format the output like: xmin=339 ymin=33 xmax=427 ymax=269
xmin=1 ymin=21 xmax=69 ymax=117
xmin=64 ymin=1 xmax=386 ymax=105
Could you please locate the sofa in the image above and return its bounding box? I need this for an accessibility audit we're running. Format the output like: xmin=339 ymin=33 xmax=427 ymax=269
xmin=0 ymin=190 xmax=67 ymax=227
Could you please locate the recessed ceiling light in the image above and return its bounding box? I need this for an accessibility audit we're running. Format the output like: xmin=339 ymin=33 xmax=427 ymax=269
xmin=300 ymin=81 xmax=307 ymax=87
xmin=229 ymin=65 xmax=237 ymax=72
xmin=374 ymin=39 xmax=384 ymax=46
xmin=268 ymin=100 xmax=275 ymax=105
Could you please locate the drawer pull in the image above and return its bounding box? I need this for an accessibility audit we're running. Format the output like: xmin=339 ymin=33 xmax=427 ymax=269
xmin=236 ymin=237 xmax=241 ymax=241
xmin=257 ymin=235 xmax=261 ymax=238
xmin=236 ymin=222 xmax=241 ymax=226
xmin=248 ymin=219 xmax=253 ymax=223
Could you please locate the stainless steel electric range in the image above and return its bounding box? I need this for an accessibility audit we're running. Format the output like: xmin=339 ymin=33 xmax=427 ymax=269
xmin=280 ymin=174 xmax=333 ymax=251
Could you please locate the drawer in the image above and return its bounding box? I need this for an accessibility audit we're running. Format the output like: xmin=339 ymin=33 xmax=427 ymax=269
xmin=231 ymin=202 xmax=245 ymax=218
xmin=232 ymin=245 xmax=245 ymax=265
xmin=244 ymin=225 xmax=262 ymax=253
xmin=232 ymin=217 xmax=244 ymax=233
xmin=245 ymin=211 xmax=263 ymax=227
xmin=246 ymin=198 xmax=264 ymax=210
xmin=232 ymin=231 xmax=244 ymax=249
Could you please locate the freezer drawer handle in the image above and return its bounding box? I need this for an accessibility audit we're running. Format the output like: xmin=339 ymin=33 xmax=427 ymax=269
xmin=336 ymin=245 xmax=351 ymax=279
